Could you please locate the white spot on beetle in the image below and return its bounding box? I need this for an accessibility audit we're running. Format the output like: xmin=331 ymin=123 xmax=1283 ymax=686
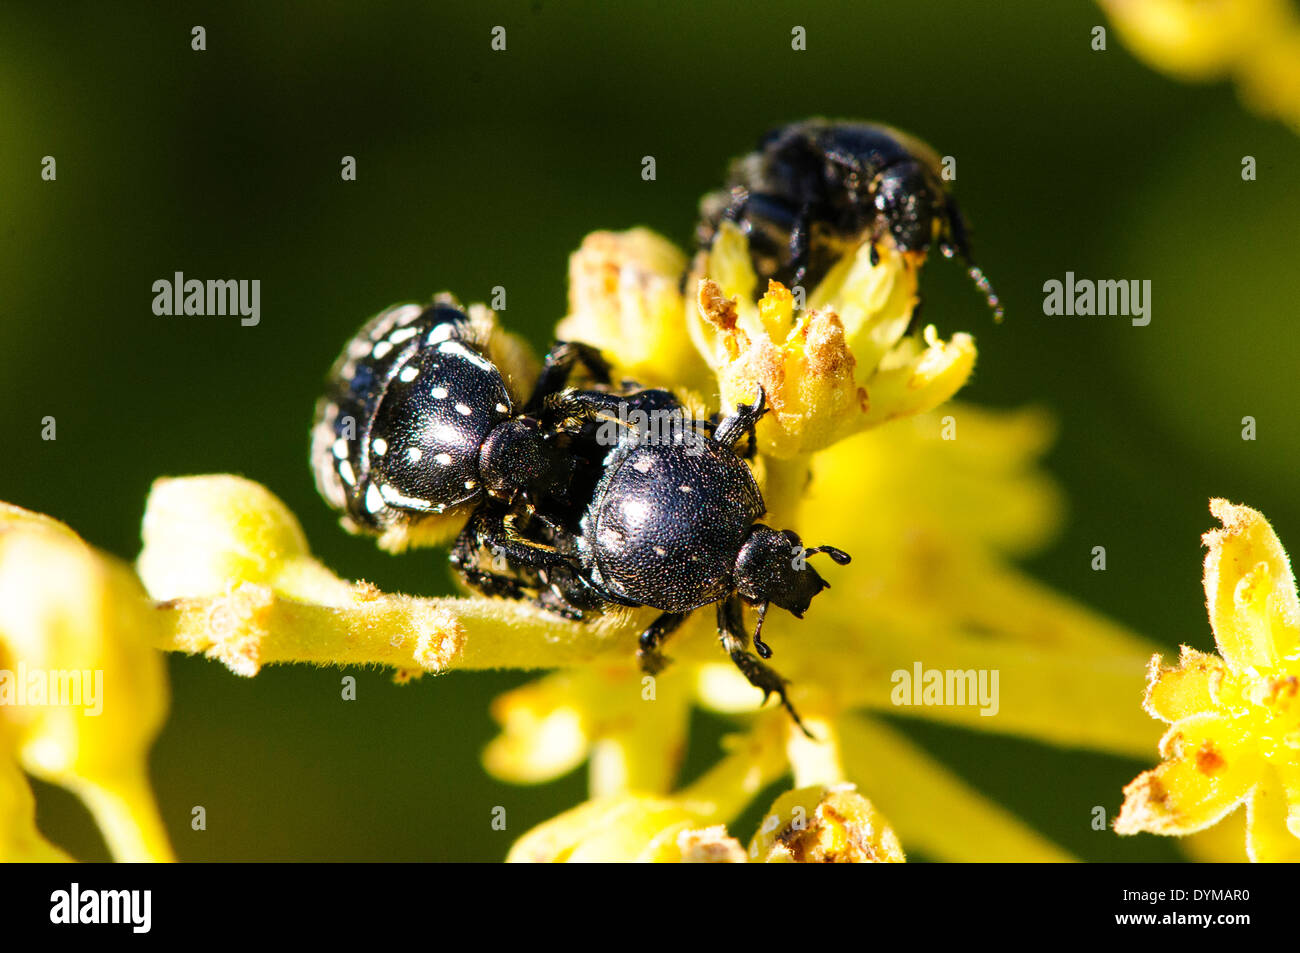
xmin=620 ymin=499 xmax=649 ymax=525
xmin=426 ymin=323 xmax=456 ymax=344
xmin=388 ymin=327 xmax=417 ymax=345
xmin=495 ymin=402 xmax=509 ymax=414
xmin=365 ymin=484 xmax=384 ymax=513
xmin=393 ymin=304 xmax=423 ymax=325
xmin=438 ymin=339 xmax=495 ymax=372
xmin=455 ymin=402 xmax=472 ymax=416
xmin=338 ymin=459 xmax=356 ymax=486
xmin=332 ymin=438 xmax=348 ymax=459
xmin=464 ymin=479 xmax=477 ymax=489
xmin=633 ymin=455 xmax=654 ymax=473
xmin=398 ymin=365 xmax=419 ymax=383
xmin=434 ymin=452 xmax=453 ymax=465
xmin=372 ymin=437 xmax=388 ymax=456
xmin=431 ymin=386 xmax=449 ymax=399
xmin=407 ymin=447 xmax=423 ymax=463
xmin=679 ymin=484 xmax=692 ymax=493
xmin=372 ymin=341 xmax=393 ymax=359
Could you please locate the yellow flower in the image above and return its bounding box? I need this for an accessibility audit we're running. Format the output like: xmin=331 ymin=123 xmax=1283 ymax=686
xmin=1099 ymin=0 xmax=1300 ymax=133
xmin=310 ymin=297 xmax=540 ymax=554
xmin=1116 ymin=499 xmax=1300 ymax=861
xmin=0 ymin=504 xmax=173 ymax=862
xmin=687 ymin=223 xmax=975 ymax=459
xmin=748 ymin=784 xmax=905 ymax=863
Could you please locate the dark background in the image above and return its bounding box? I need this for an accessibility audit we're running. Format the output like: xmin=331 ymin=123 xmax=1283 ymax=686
xmin=2 ymin=0 xmax=1295 ymax=861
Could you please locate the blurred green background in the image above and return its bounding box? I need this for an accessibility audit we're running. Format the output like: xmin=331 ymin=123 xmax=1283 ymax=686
xmin=2 ymin=0 xmax=1296 ymax=862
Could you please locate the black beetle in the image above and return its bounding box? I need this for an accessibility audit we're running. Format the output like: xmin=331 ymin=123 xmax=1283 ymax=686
xmin=697 ymin=117 xmax=1002 ymax=319
xmin=451 ymin=385 xmax=850 ymax=731
xmin=310 ymin=295 xmax=609 ymax=549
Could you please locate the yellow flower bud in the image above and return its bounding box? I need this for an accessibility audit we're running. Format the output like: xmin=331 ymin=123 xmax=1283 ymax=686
xmin=748 ymin=784 xmax=906 ymax=863
xmin=138 ymin=475 xmax=353 ymax=605
xmin=557 ymin=228 xmax=710 ymax=392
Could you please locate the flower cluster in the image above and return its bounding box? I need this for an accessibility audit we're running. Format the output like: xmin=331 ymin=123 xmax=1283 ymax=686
xmin=3 ymin=221 xmax=1191 ymax=862
xmin=1117 ymin=500 xmax=1300 ymax=861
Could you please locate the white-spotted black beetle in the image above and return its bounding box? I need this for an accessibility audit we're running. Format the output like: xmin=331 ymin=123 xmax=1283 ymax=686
xmin=310 ymin=294 xmax=609 ymax=550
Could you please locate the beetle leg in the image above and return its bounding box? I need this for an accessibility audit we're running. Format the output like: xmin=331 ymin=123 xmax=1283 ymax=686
xmin=461 ymin=505 xmax=570 ymax=569
xmin=712 ymin=386 xmax=768 ymax=451
xmin=716 ymin=596 xmax=813 ymax=738
xmin=449 ymin=512 xmax=587 ymax=620
xmin=542 ymin=388 xmax=626 ymax=424
xmin=523 ymin=341 xmax=612 ymax=412
xmin=636 ymin=611 xmax=688 ymax=675
xmin=786 ymin=202 xmax=813 ymax=290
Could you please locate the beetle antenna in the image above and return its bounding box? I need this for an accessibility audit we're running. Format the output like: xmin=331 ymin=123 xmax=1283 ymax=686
xmin=805 ymin=544 xmax=851 ymax=566
xmin=968 ymin=265 xmax=1003 ymax=323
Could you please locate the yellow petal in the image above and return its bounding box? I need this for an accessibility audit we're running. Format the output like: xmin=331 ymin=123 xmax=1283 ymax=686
xmin=1144 ymin=646 xmax=1227 ymax=723
xmin=1275 ymin=757 xmax=1300 ymax=840
xmin=484 ymin=664 xmax=692 ymax=796
xmin=1236 ymin=27 xmax=1300 ymax=134
xmin=808 ymin=406 xmax=1064 ymax=560
xmin=1245 ymin=764 xmax=1300 ymax=862
xmin=483 ymin=671 xmax=590 ymax=785
xmin=0 ymin=755 xmax=72 ymax=862
xmin=857 ymin=328 xmax=977 ymax=431
xmin=790 ymin=615 xmax=1156 ymax=756
xmin=1098 ymin=0 xmax=1293 ymax=80
xmin=809 ymin=240 xmax=918 ymax=365
xmin=1203 ymin=499 xmax=1300 ymax=673
xmin=1180 ymin=807 xmax=1249 ymax=862
xmin=1116 ymin=712 xmax=1261 ymax=836
xmin=839 ymin=714 xmax=1074 ymax=861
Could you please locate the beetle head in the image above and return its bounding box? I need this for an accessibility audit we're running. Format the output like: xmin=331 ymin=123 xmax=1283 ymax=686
xmin=734 ymin=525 xmax=851 ymax=619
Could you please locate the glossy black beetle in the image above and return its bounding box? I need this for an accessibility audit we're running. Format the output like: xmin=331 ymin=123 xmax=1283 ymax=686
xmin=451 ymin=385 xmax=850 ymax=732
xmin=697 ymin=118 xmax=1002 ymax=319
xmin=310 ymin=295 xmax=609 ymax=550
